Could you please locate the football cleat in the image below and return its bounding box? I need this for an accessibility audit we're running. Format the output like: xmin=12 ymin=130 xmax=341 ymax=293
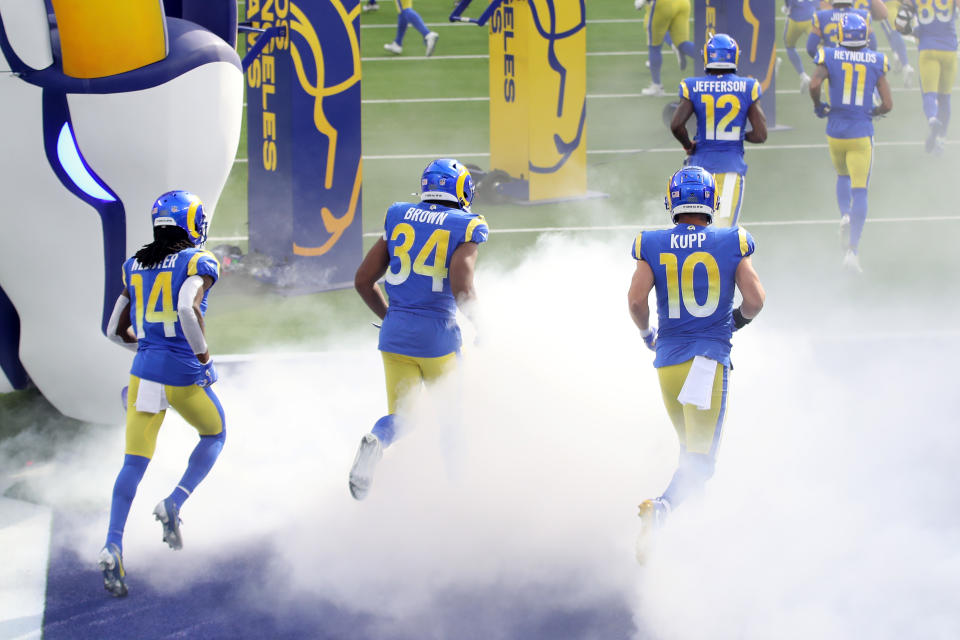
xmin=349 ymin=433 xmax=383 ymax=500
xmin=151 ymin=191 xmax=208 ymax=247
xmin=842 ymin=249 xmax=863 ymax=273
xmin=665 ymin=166 xmax=718 ymax=223
xmin=799 ymin=72 xmax=811 ymax=94
xmin=640 ymin=83 xmax=665 ymax=97
xmin=153 ymin=498 xmax=184 ymax=550
xmin=383 ymin=41 xmax=403 ymax=55
xmin=362 ymin=1 xmax=379 ymax=11
xmin=636 ymin=498 xmax=671 ymax=564
xmin=421 ymin=158 xmax=476 ymax=210
xmin=925 ymin=118 xmax=943 ymax=154
xmin=704 ymin=33 xmax=739 ymax=71
xmin=424 ymin=32 xmax=439 ymax=57
xmin=902 ymin=64 xmax=915 ymax=88
xmin=98 ymin=544 xmax=128 ymax=597
xmin=839 ymin=214 xmax=851 ymax=251
xmin=838 ymin=13 xmax=868 ymax=48
xmin=774 ymin=55 xmax=782 ymax=78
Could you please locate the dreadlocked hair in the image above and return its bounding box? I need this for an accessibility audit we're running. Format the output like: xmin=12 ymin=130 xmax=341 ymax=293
xmin=134 ymin=225 xmax=195 ymax=266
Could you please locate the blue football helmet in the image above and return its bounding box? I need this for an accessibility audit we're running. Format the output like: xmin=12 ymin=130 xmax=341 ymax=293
xmin=704 ymin=33 xmax=739 ymax=71
xmin=664 ymin=166 xmax=718 ymax=223
xmin=420 ymin=158 xmax=475 ymax=210
xmin=839 ymin=12 xmax=868 ymax=47
xmin=151 ymin=190 xmax=207 ymax=246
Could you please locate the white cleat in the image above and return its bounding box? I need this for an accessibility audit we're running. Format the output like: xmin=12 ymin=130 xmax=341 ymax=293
xmin=839 ymin=214 xmax=851 ymax=251
xmin=800 ymin=72 xmax=811 ymax=94
xmin=842 ymin=249 xmax=863 ymax=274
xmin=902 ymin=64 xmax=915 ymax=88
xmin=775 ymin=56 xmax=782 ymax=78
xmin=424 ymin=31 xmax=439 ymax=57
xmin=349 ymin=433 xmax=383 ymax=501
xmin=640 ymin=83 xmax=665 ymax=97
xmin=383 ymin=41 xmax=403 ymax=55
xmin=362 ymin=2 xmax=380 ymax=11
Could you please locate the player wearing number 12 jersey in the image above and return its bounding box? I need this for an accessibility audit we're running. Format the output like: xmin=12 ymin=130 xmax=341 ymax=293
xmin=810 ymin=12 xmax=892 ymax=272
xmin=349 ymin=158 xmax=488 ymax=500
xmin=99 ymin=191 xmax=225 ymax=597
xmin=628 ymin=166 xmax=765 ymax=563
xmin=670 ymin=34 xmax=767 ymax=228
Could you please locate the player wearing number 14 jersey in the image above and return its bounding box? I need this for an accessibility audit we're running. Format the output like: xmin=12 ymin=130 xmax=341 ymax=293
xmin=349 ymin=158 xmax=488 ymax=500
xmin=99 ymin=191 xmax=225 ymax=598
xmin=810 ymin=12 xmax=892 ymax=272
xmin=627 ymin=166 xmax=765 ymax=563
xmin=670 ymin=34 xmax=767 ymax=228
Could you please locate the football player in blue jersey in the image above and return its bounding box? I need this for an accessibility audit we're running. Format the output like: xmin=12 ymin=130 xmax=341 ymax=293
xmin=895 ymin=0 xmax=959 ymax=154
xmin=349 ymin=159 xmax=488 ymax=500
xmin=669 ymin=34 xmax=767 ymax=228
xmin=808 ymin=0 xmax=885 ymax=58
xmin=627 ymin=166 xmax=765 ymax=563
xmin=783 ymin=0 xmax=821 ymax=92
xmin=382 ymin=0 xmax=439 ymax=57
xmin=865 ymin=0 xmax=916 ymax=84
xmin=635 ymin=0 xmax=698 ymax=97
xmin=97 ymin=191 xmax=225 ymax=597
xmin=810 ymin=12 xmax=893 ymax=272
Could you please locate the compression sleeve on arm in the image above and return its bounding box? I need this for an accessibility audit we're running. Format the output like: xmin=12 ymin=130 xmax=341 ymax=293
xmin=106 ymin=294 xmax=137 ymax=352
xmin=177 ymin=275 xmax=208 ymax=355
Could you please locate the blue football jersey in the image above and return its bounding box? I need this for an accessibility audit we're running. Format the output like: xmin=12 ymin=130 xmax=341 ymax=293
xmin=812 ymin=8 xmax=875 ymax=47
xmin=632 ymin=224 xmax=755 ymax=368
xmin=379 ymin=202 xmax=488 ymax=358
xmin=787 ymin=0 xmax=819 ymax=21
xmin=123 ymin=248 xmax=220 ymax=386
xmin=679 ymin=74 xmax=762 ymax=175
xmin=911 ymin=0 xmax=958 ymax=51
xmin=815 ymin=46 xmax=888 ymax=138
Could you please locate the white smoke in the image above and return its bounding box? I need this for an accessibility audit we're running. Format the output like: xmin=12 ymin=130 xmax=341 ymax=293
xmin=7 ymin=228 xmax=960 ymax=639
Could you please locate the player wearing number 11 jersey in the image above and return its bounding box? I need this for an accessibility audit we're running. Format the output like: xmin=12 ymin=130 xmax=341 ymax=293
xmin=628 ymin=166 xmax=765 ymax=563
xmin=349 ymin=158 xmax=488 ymax=500
xmin=810 ymin=12 xmax=892 ymax=271
xmin=670 ymin=34 xmax=767 ymax=228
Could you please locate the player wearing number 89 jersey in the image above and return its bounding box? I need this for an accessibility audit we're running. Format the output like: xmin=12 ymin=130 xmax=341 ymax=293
xmin=896 ymin=0 xmax=959 ymax=154
xmin=670 ymin=34 xmax=767 ymax=228
xmin=627 ymin=166 xmax=765 ymax=563
xmin=810 ymin=12 xmax=893 ymax=271
xmin=349 ymin=158 xmax=488 ymax=500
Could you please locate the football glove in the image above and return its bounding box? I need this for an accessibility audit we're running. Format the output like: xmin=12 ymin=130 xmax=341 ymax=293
xmin=196 ymin=360 xmax=218 ymax=387
xmin=640 ymin=327 xmax=657 ymax=351
xmin=814 ymin=102 xmax=831 ymax=118
xmin=634 ymin=0 xmax=648 ymax=10
xmin=895 ymin=5 xmax=915 ymax=35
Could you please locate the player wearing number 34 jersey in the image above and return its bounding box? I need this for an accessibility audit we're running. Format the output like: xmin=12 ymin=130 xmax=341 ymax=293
xmin=627 ymin=166 xmax=765 ymax=563
xmin=349 ymin=158 xmax=488 ymax=500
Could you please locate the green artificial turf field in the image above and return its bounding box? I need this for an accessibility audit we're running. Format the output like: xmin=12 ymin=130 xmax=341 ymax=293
xmin=202 ymin=0 xmax=958 ymax=355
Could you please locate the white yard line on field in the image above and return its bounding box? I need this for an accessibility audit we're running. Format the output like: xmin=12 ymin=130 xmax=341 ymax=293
xmin=208 ymin=215 xmax=960 ymax=245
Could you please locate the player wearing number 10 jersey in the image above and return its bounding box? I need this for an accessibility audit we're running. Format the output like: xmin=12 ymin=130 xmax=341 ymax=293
xmin=670 ymin=34 xmax=767 ymax=228
xmin=810 ymin=12 xmax=892 ymax=272
xmin=349 ymin=158 xmax=488 ymax=500
xmin=628 ymin=166 xmax=765 ymax=563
